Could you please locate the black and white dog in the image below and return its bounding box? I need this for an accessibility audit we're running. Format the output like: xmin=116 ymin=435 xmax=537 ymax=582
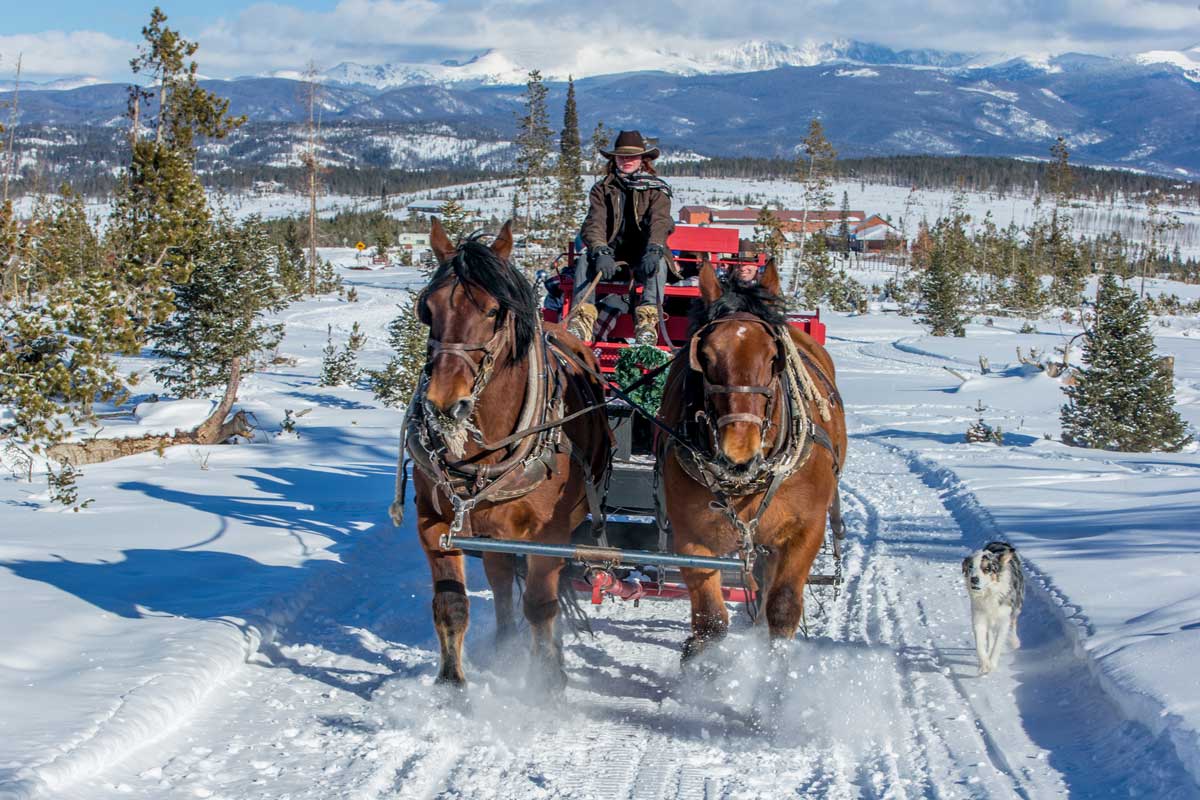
xmin=962 ymin=541 xmax=1025 ymax=675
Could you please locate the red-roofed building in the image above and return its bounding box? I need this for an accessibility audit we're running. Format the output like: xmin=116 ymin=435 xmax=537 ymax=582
xmin=678 ymin=206 xmax=866 ymax=235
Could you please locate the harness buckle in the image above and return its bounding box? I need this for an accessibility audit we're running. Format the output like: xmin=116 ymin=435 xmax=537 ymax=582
xmin=449 ymin=494 xmax=476 ymax=534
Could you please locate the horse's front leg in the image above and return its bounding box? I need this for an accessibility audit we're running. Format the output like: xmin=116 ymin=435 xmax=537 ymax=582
xmin=482 ymin=551 xmax=517 ymax=645
xmin=678 ymin=556 xmax=730 ymax=663
xmin=764 ymin=525 xmax=822 ymax=642
xmin=522 ymin=553 xmax=566 ymax=691
xmin=419 ymin=515 xmax=470 ymax=686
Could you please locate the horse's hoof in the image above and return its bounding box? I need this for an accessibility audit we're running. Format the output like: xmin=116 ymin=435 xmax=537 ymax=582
xmin=681 ymin=633 xmax=725 ymax=665
xmin=435 ymin=670 xmax=467 ymax=688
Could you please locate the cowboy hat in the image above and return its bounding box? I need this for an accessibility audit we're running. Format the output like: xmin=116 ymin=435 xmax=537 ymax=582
xmin=600 ymin=129 xmax=660 ymax=160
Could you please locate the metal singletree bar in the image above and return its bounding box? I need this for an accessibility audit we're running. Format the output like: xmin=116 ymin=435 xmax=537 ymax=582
xmin=439 ymin=535 xmax=745 ymax=571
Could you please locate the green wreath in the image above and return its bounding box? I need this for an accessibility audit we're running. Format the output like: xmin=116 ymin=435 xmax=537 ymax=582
xmin=614 ymin=344 xmax=672 ymax=414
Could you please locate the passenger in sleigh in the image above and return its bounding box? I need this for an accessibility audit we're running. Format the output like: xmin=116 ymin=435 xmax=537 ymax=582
xmin=565 ymin=130 xmax=674 ymax=345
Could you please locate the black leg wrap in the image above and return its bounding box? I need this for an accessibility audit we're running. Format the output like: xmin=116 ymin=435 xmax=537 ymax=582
xmin=434 ymin=579 xmax=468 ymax=595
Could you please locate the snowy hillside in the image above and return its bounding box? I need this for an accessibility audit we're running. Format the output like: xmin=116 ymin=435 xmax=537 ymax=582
xmin=0 ymin=248 xmax=1199 ymax=797
xmin=400 ymin=176 xmax=1200 ymax=258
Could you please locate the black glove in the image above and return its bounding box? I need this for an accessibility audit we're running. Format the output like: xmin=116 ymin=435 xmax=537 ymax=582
xmin=591 ymin=245 xmax=618 ymax=280
xmin=636 ymin=244 xmax=664 ymax=282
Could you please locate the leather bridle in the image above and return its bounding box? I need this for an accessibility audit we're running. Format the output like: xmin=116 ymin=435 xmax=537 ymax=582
xmin=687 ymin=313 xmax=784 ymax=460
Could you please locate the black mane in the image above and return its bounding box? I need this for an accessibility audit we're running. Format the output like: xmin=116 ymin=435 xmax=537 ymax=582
xmin=689 ymin=282 xmax=788 ymax=333
xmin=421 ymin=234 xmax=537 ymax=362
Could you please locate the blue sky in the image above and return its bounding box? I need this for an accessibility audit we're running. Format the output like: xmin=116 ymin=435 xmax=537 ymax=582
xmin=3 ymin=1 xmax=1199 ymax=83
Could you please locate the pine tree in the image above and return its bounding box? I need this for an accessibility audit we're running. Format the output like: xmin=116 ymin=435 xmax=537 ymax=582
xmin=319 ymin=324 xmax=361 ymax=387
xmin=919 ymin=189 xmax=971 ymax=336
xmin=590 ymin=121 xmax=613 ymax=176
xmin=513 ymin=70 xmax=553 ymax=240
xmin=789 ymin=119 xmax=837 ymax=297
xmin=837 ymin=191 xmax=852 ymax=253
xmin=108 ymin=7 xmax=245 ymax=334
xmin=551 ymin=77 xmax=586 ymax=252
xmin=1044 ymin=138 xmax=1086 ymax=309
xmin=0 ymin=194 xmax=140 ymax=450
xmin=1061 ymin=274 xmax=1191 ymax=451
xmin=438 ymin=198 xmax=470 ymax=242
xmin=149 ymin=214 xmax=286 ymax=399
xmin=754 ymin=206 xmax=786 ymax=261
xmin=276 ymin=219 xmax=307 ymax=298
xmin=373 ymin=219 xmax=391 ymax=260
xmin=367 ymin=296 xmax=429 ymax=408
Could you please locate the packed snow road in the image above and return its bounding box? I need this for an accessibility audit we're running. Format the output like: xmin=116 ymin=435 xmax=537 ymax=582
xmin=74 ymin=441 xmax=1197 ymax=799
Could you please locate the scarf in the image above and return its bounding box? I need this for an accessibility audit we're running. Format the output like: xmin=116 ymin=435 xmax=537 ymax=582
xmin=613 ymin=170 xmax=673 ymax=198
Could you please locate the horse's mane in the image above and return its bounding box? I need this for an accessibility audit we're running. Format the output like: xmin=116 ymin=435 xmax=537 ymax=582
xmin=689 ymin=283 xmax=788 ymax=333
xmin=421 ymin=234 xmax=537 ymax=362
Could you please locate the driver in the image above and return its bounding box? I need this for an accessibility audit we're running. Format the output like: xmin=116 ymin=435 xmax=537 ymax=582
xmin=566 ymin=130 xmax=674 ymax=345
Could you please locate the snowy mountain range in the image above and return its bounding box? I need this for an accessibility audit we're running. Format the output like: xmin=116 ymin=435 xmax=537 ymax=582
xmin=4 ymin=39 xmax=1200 ymax=178
xmin=273 ymin=38 xmax=1200 ymax=90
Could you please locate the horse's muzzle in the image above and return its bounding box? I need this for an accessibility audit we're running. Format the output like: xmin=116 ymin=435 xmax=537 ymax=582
xmin=719 ymin=422 xmax=763 ymax=467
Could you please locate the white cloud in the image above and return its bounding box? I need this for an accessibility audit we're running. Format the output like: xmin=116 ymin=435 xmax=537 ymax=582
xmin=0 ymin=31 xmax=134 ymax=82
xmin=3 ymin=0 xmax=1199 ymax=82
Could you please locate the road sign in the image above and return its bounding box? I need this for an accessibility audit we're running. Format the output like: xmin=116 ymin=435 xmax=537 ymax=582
xmin=355 ymin=241 xmax=366 ymax=251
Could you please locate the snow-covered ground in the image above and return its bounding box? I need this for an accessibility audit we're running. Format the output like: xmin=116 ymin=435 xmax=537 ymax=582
xmin=1 ymin=254 xmax=1199 ymax=798
xmin=403 ymin=176 xmax=1200 ymax=259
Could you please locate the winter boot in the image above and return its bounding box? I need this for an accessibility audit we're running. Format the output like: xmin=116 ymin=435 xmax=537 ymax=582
xmin=634 ymin=305 xmax=660 ymax=346
xmin=566 ymin=301 xmax=598 ymax=342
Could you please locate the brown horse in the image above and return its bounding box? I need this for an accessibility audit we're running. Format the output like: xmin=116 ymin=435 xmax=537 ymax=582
xmin=396 ymin=219 xmax=610 ymax=688
xmin=658 ymin=260 xmax=847 ymax=658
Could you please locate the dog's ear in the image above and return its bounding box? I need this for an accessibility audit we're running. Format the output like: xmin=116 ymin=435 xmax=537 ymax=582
xmin=999 ymin=549 xmax=1014 ymax=568
xmin=962 ymin=556 xmax=972 ymax=576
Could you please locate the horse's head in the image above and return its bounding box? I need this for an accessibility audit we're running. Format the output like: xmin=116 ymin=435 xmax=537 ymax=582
xmin=418 ymin=219 xmax=534 ymax=425
xmin=689 ymin=258 xmax=786 ymax=467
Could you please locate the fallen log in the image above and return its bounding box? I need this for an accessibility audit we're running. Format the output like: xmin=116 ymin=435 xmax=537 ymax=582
xmin=47 ymin=358 xmax=253 ymax=467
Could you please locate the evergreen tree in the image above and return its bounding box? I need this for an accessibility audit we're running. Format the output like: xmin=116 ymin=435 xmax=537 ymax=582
xmin=513 ymin=70 xmax=553 ymax=239
xmin=438 ymin=198 xmax=470 ymax=242
xmin=551 ymin=77 xmax=586 ymax=252
xmin=367 ymin=296 xmax=429 ymax=408
xmin=107 ymin=7 xmax=245 ymax=333
xmin=789 ymin=119 xmax=837 ymax=297
xmin=919 ymin=189 xmax=971 ymax=336
xmin=149 ymin=214 xmax=286 ymax=398
xmin=276 ymin=219 xmax=308 ymax=298
xmin=590 ymin=121 xmax=613 ymax=176
xmin=373 ymin=219 xmax=392 ymax=260
xmin=1061 ymin=274 xmax=1191 ymax=451
xmin=27 ymin=184 xmax=101 ymax=294
xmin=1045 ymin=138 xmax=1086 ymax=309
xmin=0 ymin=194 xmax=140 ymax=449
xmin=837 ymin=190 xmax=852 ymax=253
xmin=754 ymin=205 xmax=786 ymax=261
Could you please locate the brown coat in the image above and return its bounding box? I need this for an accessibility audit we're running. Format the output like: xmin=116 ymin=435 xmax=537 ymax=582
xmin=581 ymin=173 xmax=674 ymax=258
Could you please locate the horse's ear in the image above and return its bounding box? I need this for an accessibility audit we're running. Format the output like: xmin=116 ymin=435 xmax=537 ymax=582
xmin=430 ymin=217 xmax=456 ymax=264
xmin=760 ymin=258 xmax=781 ymax=296
xmin=491 ymin=220 xmax=514 ymax=261
xmin=699 ymin=257 xmax=723 ymax=305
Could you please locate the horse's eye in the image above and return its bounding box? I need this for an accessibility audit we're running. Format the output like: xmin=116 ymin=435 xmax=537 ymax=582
xmin=486 ymin=309 xmax=499 ymax=318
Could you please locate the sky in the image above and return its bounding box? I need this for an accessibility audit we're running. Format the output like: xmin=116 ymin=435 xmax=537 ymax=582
xmin=2 ymin=0 xmax=1199 ymax=83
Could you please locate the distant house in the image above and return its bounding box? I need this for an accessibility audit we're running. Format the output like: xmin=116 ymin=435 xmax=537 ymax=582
xmin=405 ymin=200 xmax=445 ymax=215
xmin=396 ymin=233 xmax=431 ymax=249
xmin=851 ymin=215 xmax=902 ymax=251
